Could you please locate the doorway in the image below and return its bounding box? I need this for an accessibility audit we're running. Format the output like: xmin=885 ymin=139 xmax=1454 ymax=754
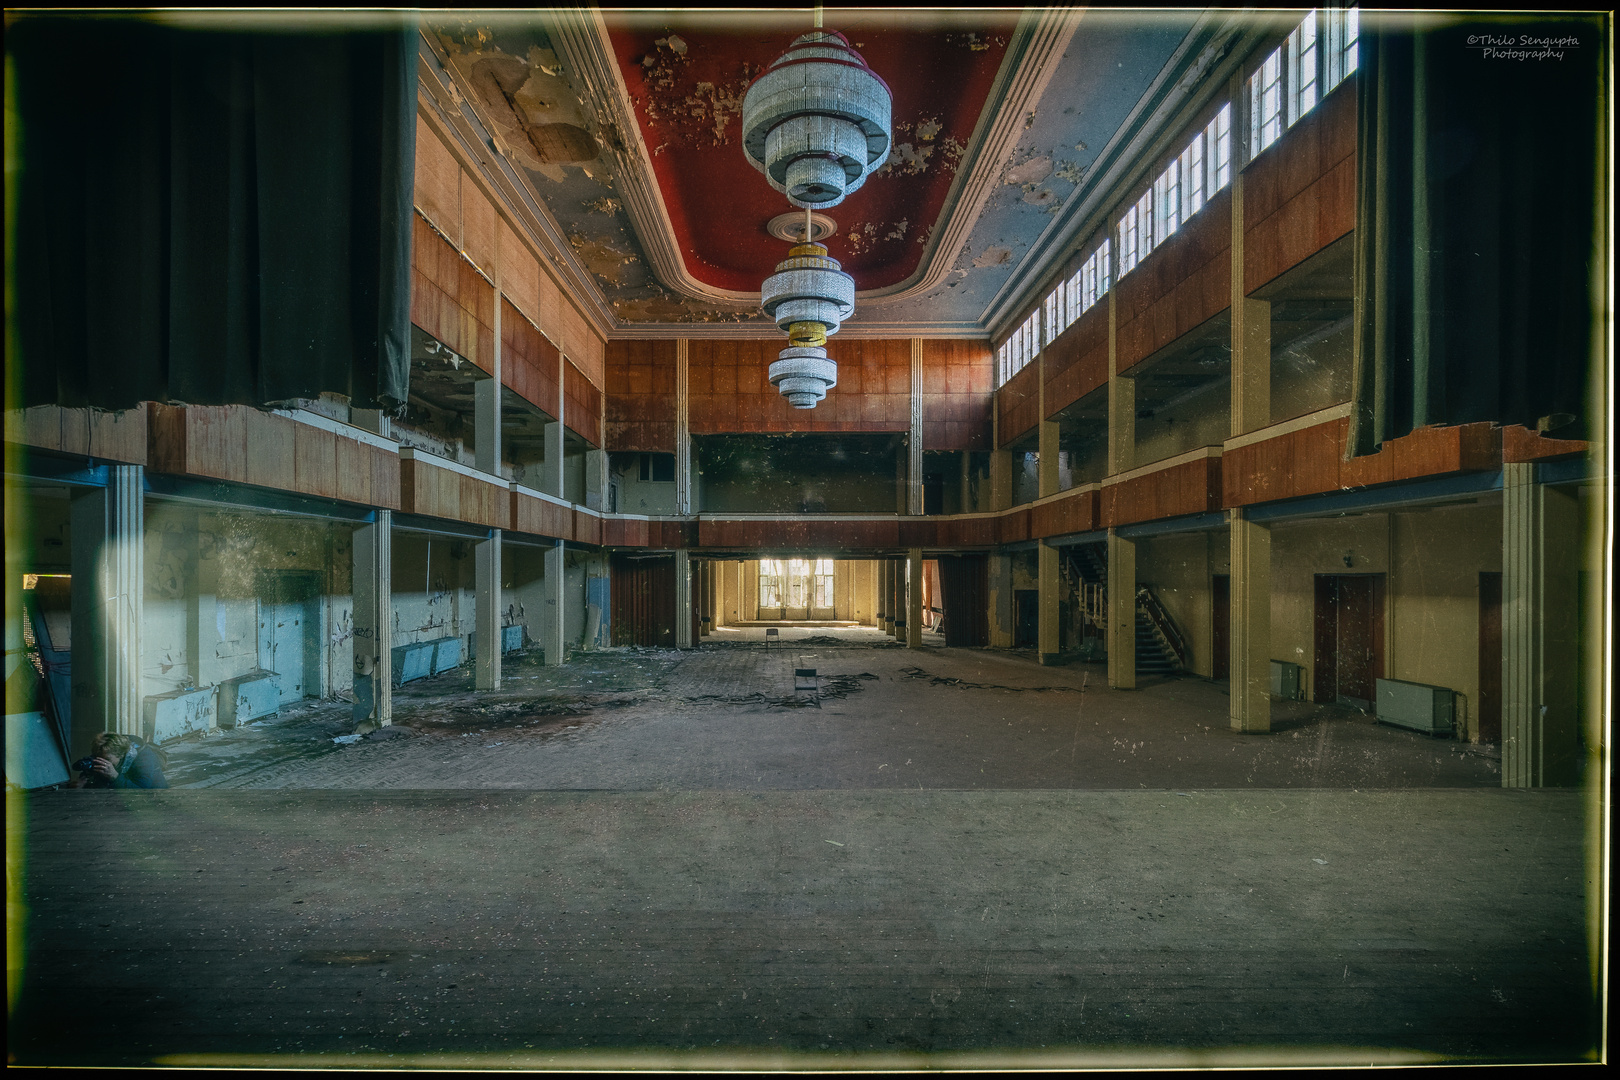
xmin=256 ymin=571 xmax=320 ymax=705
xmin=1014 ymin=589 xmax=1038 ymax=648
xmin=756 ymin=558 xmax=836 ymax=622
xmin=1313 ymin=574 xmax=1385 ymax=708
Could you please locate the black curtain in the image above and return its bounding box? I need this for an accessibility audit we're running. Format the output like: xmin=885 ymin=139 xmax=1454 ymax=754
xmin=1349 ymin=14 xmax=1603 ymax=453
xmin=10 ymin=16 xmax=415 ymax=411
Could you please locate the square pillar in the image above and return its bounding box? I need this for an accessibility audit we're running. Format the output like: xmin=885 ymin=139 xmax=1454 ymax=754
xmin=585 ymin=448 xmax=609 ymax=511
xmin=990 ymin=450 xmax=1013 ymax=511
xmin=697 ymin=559 xmax=712 ymax=636
xmin=1106 ymin=529 xmax=1136 ymax=690
xmin=475 ymin=529 xmax=502 ymax=691
xmin=1502 ymin=465 xmax=1581 ymax=786
xmin=1038 ymin=420 xmax=1061 ymax=498
xmin=1229 ymin=165 xmax=1272 ymax=437
xmin=69 ymin=465 xmax=144 ymax=756
xmin=474 ymin=378 xmax=502 ymax=476
xmin=674 ymin=550 xmax=693 ymax=648
xmin=351 ymin=510 xmax=392 ymax=729
xmin=891 ymin=559 xmax=905 ymax=639
xmin=540 ymin=422 xmax=565 ymax=501
xmin=1038 ymin=541 xmax=1060 ymax=665
xmin=1229 ymin=510 xmax=1271 ymax=732
xmin=906 ymin=548 xmax=924 ymax=647
xmin=539 ymin=539 xmax=566 ymax=667
xmin=988 ymin=553 xmax=1014 ymax=648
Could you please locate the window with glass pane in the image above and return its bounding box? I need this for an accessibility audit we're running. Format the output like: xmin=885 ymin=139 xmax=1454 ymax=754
xmin=786 ymin=558 xmax=811 ymax=608
xmin=1249 ymin=48 xmax=1284 ymax=158
xmin=759 ymin=559 xmax=784 ymax=608
xmin=1210 ymin=103 xmax=1232 ymax=189
xmin=813 ymin=559 xmax=835 ymax=609
xmin=1181 ymin=132 xmax=1206 ymax=221
xmin=1290 ymin=10 xmax=1318 ymax=125
xmin=1323 ymin=8 xmax=1359 ymax=92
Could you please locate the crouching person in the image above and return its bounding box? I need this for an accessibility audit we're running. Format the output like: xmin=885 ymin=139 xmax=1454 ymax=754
xmin=71 ymin=732 xmax=168 ymax=789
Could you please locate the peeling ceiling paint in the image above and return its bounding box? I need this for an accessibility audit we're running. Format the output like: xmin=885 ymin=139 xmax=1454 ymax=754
xmin=424 ymin=10 xmax=1203 ymax=335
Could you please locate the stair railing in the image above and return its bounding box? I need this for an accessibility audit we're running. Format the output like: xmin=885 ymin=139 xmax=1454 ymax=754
xmin=1135 ymin=585 xmax=1187 ymax=668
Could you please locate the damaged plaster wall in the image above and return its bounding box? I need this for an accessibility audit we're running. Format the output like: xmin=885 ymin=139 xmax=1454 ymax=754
xmin=391 ymin=534 xmax=472 ymax=655
xmin=141 ymin=509 xmax=355 ymax=710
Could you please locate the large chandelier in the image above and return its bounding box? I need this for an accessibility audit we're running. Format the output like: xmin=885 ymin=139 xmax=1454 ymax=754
xmin=741 ymin=29 xmax=891 ymax=409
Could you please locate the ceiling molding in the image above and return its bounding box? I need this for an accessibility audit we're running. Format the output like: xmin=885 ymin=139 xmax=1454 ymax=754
xmin=415 ymin=32 xmax=622 ymax=339
xmin=977 ymin=14 xmax=1272 ymax=341
xmin=550 ymin=6 xmax=1077 ymax=316
xmin=596 ymin=321 xmax=991 ymax=341
xmin=862 ymin=5 xmax=1081 ymax=309
xmin=549 ymin=7 xmax=759 ymax=306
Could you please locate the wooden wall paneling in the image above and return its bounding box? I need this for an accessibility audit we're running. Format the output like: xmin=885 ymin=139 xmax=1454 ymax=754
xmin=1115 ymin=191 xmax=1232 ymax=373
xmin=242 ymin=410 xmax=295 ymax=492
xmin=997 ymin=360 xmax=1041 ymax=446
xmin=333 ymin=434 xmax=372 ymax=506
xmin=497 ymin=217 xmax=542 ymax=325
xmin=12 ymin=404 xmax=150 ymax=465
xmin=455 ymin=255 xmax=496 ymax=374
xmin=997 ymin=509 xmax=1031 ymax=545
xmin=605 ymin=340 xmax=677 ymax=451
xmin=372 ymin=445 xmax=401 ymax=510
xmin=1243 ymin=81 xmax=1357 ymax=293
xmin=459 ymin=170 xmax=499 ymax=280
xmin=1042 ymin=304 xmax=1110 ymax=417
xmin=412 ymin=115 xmax=461 ymax=245
xmin=564 ymin=358 xmax=602 ymax=447
xmin=292 ymin=424 xmax=338 ymax=500
xmin=897 ymin=519 xmax=937 ymax=548
xmin=921 ymin=339 xmax=993 ymax=450
xmin=1502 ymin=425 xmax=1587 ymax=463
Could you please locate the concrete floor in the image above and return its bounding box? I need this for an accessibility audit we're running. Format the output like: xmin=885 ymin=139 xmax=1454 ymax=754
xmin=8 ymin=637 xmax=1599 ymax=1068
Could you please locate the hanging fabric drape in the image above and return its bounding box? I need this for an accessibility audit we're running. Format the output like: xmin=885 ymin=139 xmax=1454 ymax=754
xmin=1349 ymin=15 xmax=1602 ymax=455
xmin=10 ymin=17 xmax=416 ymax=411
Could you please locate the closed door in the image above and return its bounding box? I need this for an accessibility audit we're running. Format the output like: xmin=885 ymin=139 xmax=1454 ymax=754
xmin=1015 ymin=590 xmax=1038 ymax=648
xmin=257 ymin=572 xmax=317 ymax=704
xmin=1313 ymin=574 xmax=1385 ymax=707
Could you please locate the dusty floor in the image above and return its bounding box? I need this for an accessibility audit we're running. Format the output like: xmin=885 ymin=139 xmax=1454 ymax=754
xmin=10 ymin=636 xmax=1595 ymax=1069
xmin=158 ymin=631 xmax=1504 ymax=791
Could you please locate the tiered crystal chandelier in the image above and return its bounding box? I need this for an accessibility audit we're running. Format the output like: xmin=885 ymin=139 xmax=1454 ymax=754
xmin=741 ymin=29 xmax=891 ymax=409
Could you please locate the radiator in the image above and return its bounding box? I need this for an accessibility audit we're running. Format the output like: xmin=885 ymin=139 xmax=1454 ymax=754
xmin=1376 ymin=678 xmax=1456 ymax=736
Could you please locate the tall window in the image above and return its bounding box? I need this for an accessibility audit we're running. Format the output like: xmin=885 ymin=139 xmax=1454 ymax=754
xmin=785 ymin=558 xmax=812 ymax=608
xmin=1249 ymin=47 xmax=1285 ymax=158
xmin=759 ymin=559 xmax=784 ymax=608
xmin=1322 ymin=7 xmax=1359 ymax=93
xmin=1080 ymin=239 xmax=1112 ymax=313
xmin=813 ymin=559 xmax=835 ymax=609
xmin=1249 ymin=9 xmax=1357 ymax=160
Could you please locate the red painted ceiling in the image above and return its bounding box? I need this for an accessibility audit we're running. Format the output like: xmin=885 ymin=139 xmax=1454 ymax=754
xmin=604 ymin=12 xmax=1016 ymax=293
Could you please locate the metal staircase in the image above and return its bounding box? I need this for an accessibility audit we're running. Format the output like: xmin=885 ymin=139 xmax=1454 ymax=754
xmin=1061 ymin=544 xmax=1188 ymax=675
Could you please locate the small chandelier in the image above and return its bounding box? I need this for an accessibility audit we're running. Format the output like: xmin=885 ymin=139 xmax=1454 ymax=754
xmin=742 ymin=29 xmax=891 ymax=409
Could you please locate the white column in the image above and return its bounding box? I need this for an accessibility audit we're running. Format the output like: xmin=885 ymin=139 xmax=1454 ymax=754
xmin=674 ymin=549 xmax=693 ymax=648
xmin=675 ymin=340 xmax=691 ymax=515
xmin=540 ymin=539 xmax=566 ymax=667
xmin=906 ymin=548 xmax=923 ymax=647
xmin=908 ymin=338 xmax=924 ymax=515
xmin=1229 ymin=509 xmax=1271 ymax=732
xmin=1106 ymin=528 xmax=1136 ymax=690
xmin=585 ymin=448 xmax=610 ymax=511
xmin=475 ymin=529 xmax=502 ymax=690
xmin=352 ymin=510 xmax=393 ymax=728
xmin=1502 ymin=464 xmax=1581 ymax=786
xmin=69 ymin=465 xmax=144 ymax=755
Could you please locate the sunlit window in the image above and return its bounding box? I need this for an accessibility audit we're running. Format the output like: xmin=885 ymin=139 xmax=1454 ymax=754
xmin=1248 ymin=9 xmax=1356 ymax=161
xmin=813 ymin=558 xmax=835 ymax=609
xmin=759 ymin=559 xmax=783 ymax=608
